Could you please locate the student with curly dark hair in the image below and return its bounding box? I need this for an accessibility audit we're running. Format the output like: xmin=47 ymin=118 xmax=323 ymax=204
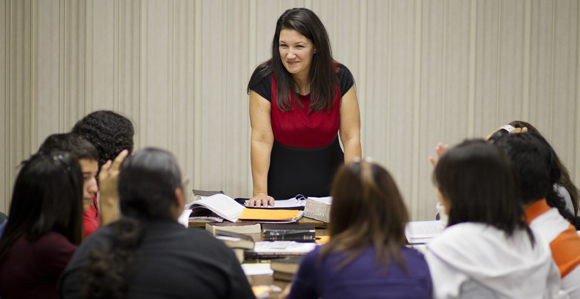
xmin=71 ymin=110 xmax=134 ymax=227
xmin=71 ymin=110 xmax=134 ymax=168
xmin=59 ymin=148 xmax=255 ymax=299
xmin=0 ymin=152 xmax=83 ymax=299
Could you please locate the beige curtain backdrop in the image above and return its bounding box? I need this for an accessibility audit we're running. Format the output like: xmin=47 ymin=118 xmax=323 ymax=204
xmin=2 ymin=0 xmax=580 ymax=221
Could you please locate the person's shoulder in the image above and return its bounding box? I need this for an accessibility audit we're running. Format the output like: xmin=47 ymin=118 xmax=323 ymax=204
xmin=35 ymin=231 xmax=77 ymax=251
xmin=181 ymin=227 xmax=238 ymax=253
xmin=336 ymin=64 xmax=353 ymax=79
xmin=428 ymin=223 xmax=487 ymax=249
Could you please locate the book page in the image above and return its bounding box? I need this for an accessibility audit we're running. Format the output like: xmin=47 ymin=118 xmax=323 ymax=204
xmin=307 ymin=196 xmax=332 ymax=205
xmin=254 ymin=241 xmax=317 ymax=254
xmin=193 ymin=194 xmax=244 ymax=222
xmin=405 ymin=220 xmax=443 ymax=244
xmin=243 ymin=197 xmax=307 ymax=208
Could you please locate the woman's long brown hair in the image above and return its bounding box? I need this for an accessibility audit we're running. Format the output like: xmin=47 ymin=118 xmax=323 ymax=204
xmin=319 ymin=161 xmax=409 ymax=271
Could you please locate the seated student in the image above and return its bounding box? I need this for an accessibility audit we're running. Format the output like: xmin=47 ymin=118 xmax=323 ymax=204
xmin=287 ymin=160 xmax=432 ymax=299
xmin=38 ymin=133 xmax=100 ymax=238
xmin=0 ymin=152 xmax=84 ymax=299
xmin=427 ymin=140 xmax=562 ymax=299
xmin=59 ymin=148 xmax=255 ymax=299
xmin=495 ymin=133 xmax=580 ymax=298
xmin=72 ymin=110 xmax=134 ymax=227
xmin=488 ymin=121 xmax=579 ymax=226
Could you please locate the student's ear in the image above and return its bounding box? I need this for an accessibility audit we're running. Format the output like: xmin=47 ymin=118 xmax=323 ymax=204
xmin=173 ymin=187 xmax=186 ymax=219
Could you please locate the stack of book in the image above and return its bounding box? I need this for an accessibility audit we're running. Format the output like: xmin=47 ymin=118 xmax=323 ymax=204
xmin=269 ymin=256 xmax=303 ymax=281
xmin=206 ymin=222 xmax=262 ymax=263
xmin=303 ymin=196 xmax=332 ymax=223
xmin=189 ymin=193 xmax=304 ymax=223
xmin=262 ymin=224 xmax=316 ymax=242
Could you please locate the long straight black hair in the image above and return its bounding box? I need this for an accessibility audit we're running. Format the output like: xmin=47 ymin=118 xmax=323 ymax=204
xmin=0 ymin=152 xmax=84 ymax=261
xmin=434 ymin=140 xmax=534 ymax=243
xmin=83 ymin=148 xmax=183 ymax=299
xmin=247 ymin=8 xmax=339 ymax=113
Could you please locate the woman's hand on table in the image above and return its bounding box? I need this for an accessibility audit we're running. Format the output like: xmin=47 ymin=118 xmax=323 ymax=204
xmin=246 ymin=193 xmax=274 ymax=207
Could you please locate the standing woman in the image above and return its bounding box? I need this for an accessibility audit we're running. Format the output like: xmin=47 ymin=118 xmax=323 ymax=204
xmin=0 ymin=152 xmax=83 ymax=299
xmin=247 ymin=8 xmax=361 ymax=206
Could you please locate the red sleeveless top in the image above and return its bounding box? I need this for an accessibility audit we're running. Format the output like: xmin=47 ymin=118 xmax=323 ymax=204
xmin=270 ymin=75 xmax=341 ymax=149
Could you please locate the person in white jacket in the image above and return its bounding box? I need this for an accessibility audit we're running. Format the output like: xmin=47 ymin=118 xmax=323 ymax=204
xmin=426 ymin=140 xmax=566 ymax=299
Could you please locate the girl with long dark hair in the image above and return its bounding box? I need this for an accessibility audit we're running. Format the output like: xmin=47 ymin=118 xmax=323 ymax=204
xmin=0 ymin=152 xmax=84 ymax=299
xmin=427 ymin=140 xmax=562 ymax=298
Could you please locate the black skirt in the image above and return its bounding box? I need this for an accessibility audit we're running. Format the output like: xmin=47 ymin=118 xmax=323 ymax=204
xmin=267 ymin=137 xmax=344 ymax=199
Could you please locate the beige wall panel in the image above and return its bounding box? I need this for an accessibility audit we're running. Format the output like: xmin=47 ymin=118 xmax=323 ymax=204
xmin=10 ymin=0 xmax=32 ymax=165
xmin=224 ymin=0 xmax=251 ymax=197
xmin=118 ymin=0 xmax=141 ymax=148
xmin=2 ymin=0 xmax=580 ymax=216
xmin=473 ymin=0 xmax=500 ymax=137
xmin=277 ymin=0 xmax=306 ymax=12
xmin=385 ymin=0 xmax=415 ymax=212
xmin=1 ymin=0 xmax=7 ymax=212
xmin=146 ymin=0 xmax=170 ymax=149
xmin=528 ymin=0 xmax=554 ymax=134
xmin=172 ymin=0 xmax=195 ymax=194
xmin=364 ymin=0 xmax=390 ymax=165
xmin=442 ymin=0 xmax=470 ymax=145
xmin=199 ymin=0 xmax=225 ymax=191
xmin=37 ymin=0 xmax=60 ymax=141
xmin=417 ymin=0 xmax=446 ymax=220
xmin=254 ymin=0 xmax=278 ymax=64
xmin=63 ymin=0 xmax=86 ymax=131
xmin=311 ymin=0 xmax=335 ymax=45
xmin=551 ymin=0 xmax=578 ymax=182
xmin=495 ymin=0 xmax=525 ymax=126
xmin=92 ymin=0 xmax=114 ymax=110
xmin=6 ymin=0 xmax=33 ymax=212
xmin=332 ymin=0 xmax=360 ymax=82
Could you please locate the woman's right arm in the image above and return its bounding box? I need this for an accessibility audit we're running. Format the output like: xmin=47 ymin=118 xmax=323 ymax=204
xmin=247 ymin=91 xmax=275 ymax=207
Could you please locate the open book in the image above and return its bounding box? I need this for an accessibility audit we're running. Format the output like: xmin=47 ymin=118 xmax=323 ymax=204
xmin=189 ymin=194 xmax=244 ymax=222
xmin=244 ymin=195 xmax=307 ymax=209
xmin=405 ymin=220 xmax=443 ymax=244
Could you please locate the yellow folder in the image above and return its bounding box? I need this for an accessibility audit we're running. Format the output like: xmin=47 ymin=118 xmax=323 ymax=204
xmin=238 ymin=209 xmax=301 ymax=221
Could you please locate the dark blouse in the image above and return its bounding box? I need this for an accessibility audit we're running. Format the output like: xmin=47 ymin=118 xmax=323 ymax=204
xmin=251 ymin=66 xmax=355 ymax=148
xmin=250 ymin=65 xmax=355 ymax=199
xmin=0 ymin=232 xmax=77 ymax=299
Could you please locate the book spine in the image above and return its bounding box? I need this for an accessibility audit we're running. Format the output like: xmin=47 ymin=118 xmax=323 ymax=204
xmin=262 ymin=232 xmax=316 ymax=242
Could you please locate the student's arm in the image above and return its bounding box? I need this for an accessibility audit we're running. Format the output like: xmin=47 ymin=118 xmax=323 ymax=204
xmin=246 ymin=91 xmax=275 ymax=207
xmin=98 ymin=150 xmax=129 ymax=226
xmin=339 ymin=86 xmax=362 ymax=163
